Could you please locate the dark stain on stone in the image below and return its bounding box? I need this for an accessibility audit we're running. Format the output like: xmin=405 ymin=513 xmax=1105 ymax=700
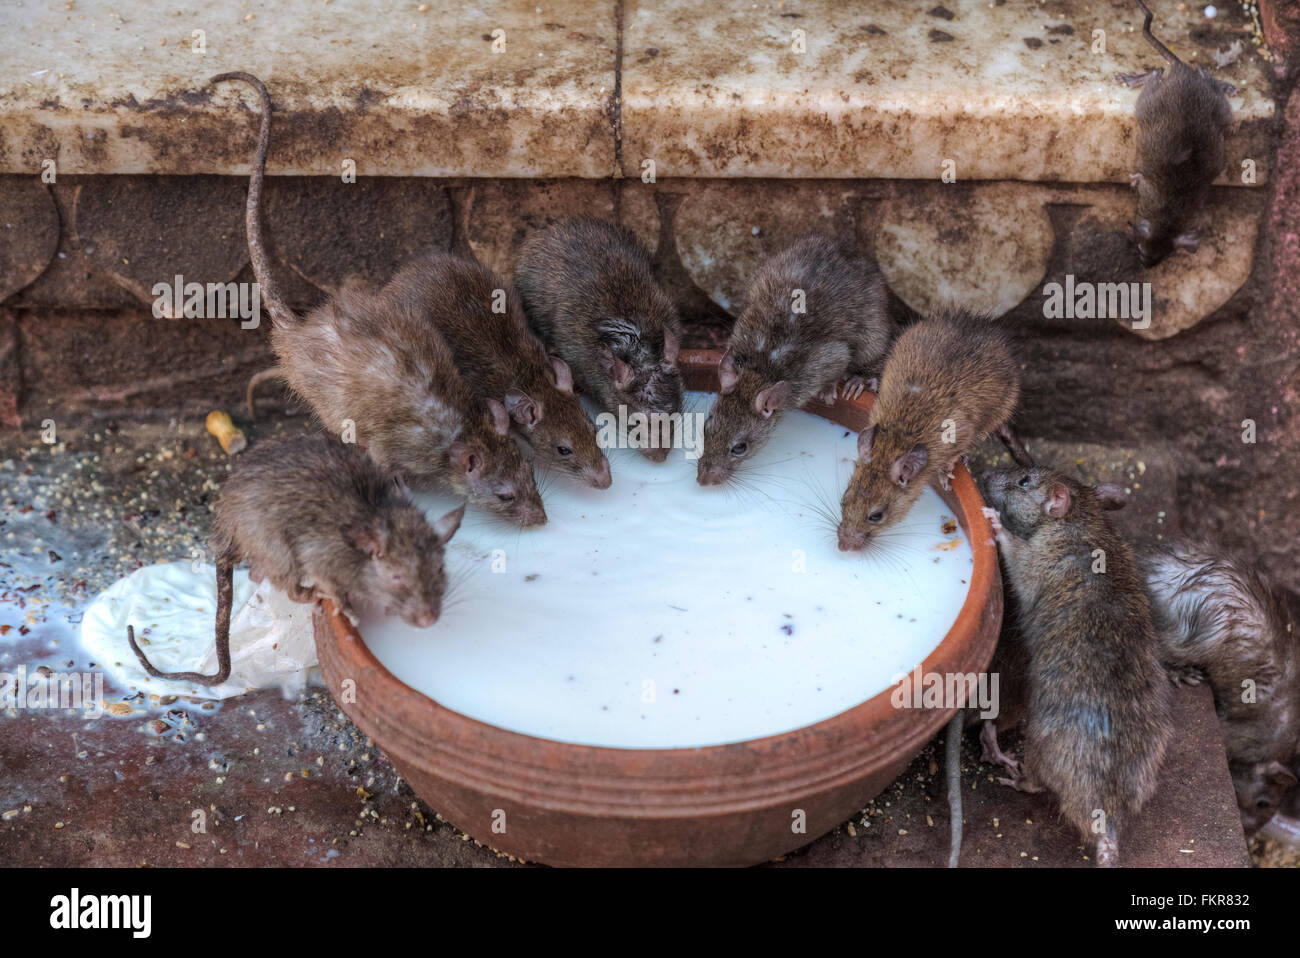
xmin=860 ymin=23 xmax=886 ymax=35
xmin=1047 ymin=24 xmax=1075 ymax=35
xmin=929 ymin=5 xmax=955 ymax=20
xmin=929 ymin=29 xmax=955 ymax=42
xmin=1024 ymin=37 xmax=1044 ymax=50
xmin=350 ymin=86 xmax=386 ymax=114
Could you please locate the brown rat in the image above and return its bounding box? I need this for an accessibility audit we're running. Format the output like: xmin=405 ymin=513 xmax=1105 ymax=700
xmin=126 ymin=435 xmax=464 ymax=685
xmin=1115 ymin=0 xmax=1234 ymax=268
xmin=1141 ymin=540 xmax=1300 ymax=834
xmin=515 ymin=217 xmax=683 ymax=463
xmin=384 ymin=253 xmax=612 ymax=489
xmin=837 ymin=310 xmax=1030 ymax=553
xmin=980 ymin=465 xmax=1173 ymax=867
xmin=697 ymin=234 xmax=894 ymax=486
xmin=212 ymin=72 xmax=544 ymax=527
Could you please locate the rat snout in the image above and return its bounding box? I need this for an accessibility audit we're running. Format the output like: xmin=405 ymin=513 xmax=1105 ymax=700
xmin=838 ymin=527 xmax=869 ymax=552
xmin=521 ymin=502 xmax=548 ymax=528
xmin=411 ymin=606 xmax=440 ymax=629
xmin=588 ymin=458 xmax=613 ymax=489
xmin=640 ymin=445 xmax=669 ymax=464
xmin=697 ymin=462 xmax=729 ymax=487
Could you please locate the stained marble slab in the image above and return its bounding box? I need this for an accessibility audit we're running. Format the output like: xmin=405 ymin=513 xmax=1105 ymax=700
xmin=621 ymin=0 xmax=1274 ymax=183
xmin=0 ymin=0 xmax=618 ymax=176
xmin=0 ymin=1 xmax=1275 ymax=182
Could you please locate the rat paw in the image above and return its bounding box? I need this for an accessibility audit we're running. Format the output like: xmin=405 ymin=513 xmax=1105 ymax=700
xmin=997 ymin=772 xmax=1044 ymax=794
xmin=841 ymin=377 xmax=868 ymax=401
xmin=1114 ymin=69 xmax=1157 ymax=89
xmin=1166 ymin=664 xmax=1209 ymax=687
xmin=1129 ymin=172 xmax=1143 ymax=189
xmin=979 ymin=721 xmax=1020 ymax=772
xmin=816 ymin=384 xmax=838 ymax=405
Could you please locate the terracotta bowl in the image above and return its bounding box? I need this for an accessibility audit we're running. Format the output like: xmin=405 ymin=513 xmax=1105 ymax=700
xmin=313 ymin=348 xmax=1003 ymax=867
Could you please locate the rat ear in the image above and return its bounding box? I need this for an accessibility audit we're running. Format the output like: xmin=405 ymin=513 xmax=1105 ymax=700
xmin=346 ymin=523 xmax=387 ymax=559
xmin=1044 ymin=482 xmax=1072 ymax=519
xmin=549 ymin=356 xmax=574 ymax=393
xmin=1134 ymin=219 xmax=1154 ymax=241
xmin=505 ymin=390 xmax=541 ymax=427
xmin=449 ymin=441 xmax=481 ymax=477
xmin=486 ymin=398 xmax=511 ymax=436
xmin=1262 ymin=760 xmax=1299 ymax=788
xmin=663 ymin=326 xmax=681 ymax=365
xmin=753 ymin=381 xmax=790 ymax=418
xmin=1095 ymin=483 xmax=1127 ymax=510
xmin=432 ymin=503 xmax=466 ymax=546
xmin=600 ymin=348 xmax=634 ymax=390
xmin=890 ymin=446 xmax=927 ymax=487
xmin=718 ymin=351 xmax=740 ymax=393
xmin=857 ymin=424 xmax=876 ymax=462
xmin=1175 ymin=232 xmax=1200 ymax=253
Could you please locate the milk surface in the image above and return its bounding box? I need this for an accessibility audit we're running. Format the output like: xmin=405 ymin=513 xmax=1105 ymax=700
xmin=362 ymin=393 xmax=973 ymax=749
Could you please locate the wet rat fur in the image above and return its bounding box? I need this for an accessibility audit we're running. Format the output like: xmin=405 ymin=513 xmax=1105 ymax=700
xmin=515 ymin=217 xmax=683 ymax=462
xmin=127 ymin=435 xmax=464 ymax=685
xmin=697 ymin=234 xmax=893 ymax=486
xmin=980 ymin=466 xmax=1173 ymax=867
xmin=384 ymin=253 xmax=611 ymax=490
xmin=1141 ymin=540 xmax=1299 ymax=833
xmin=1116 ymin=0 xmax=1234 ymax=267
xmin=838 ymin=310 xmax=1028 ymax=552
xmin=211 ymin=72 xmax=544 ymax=527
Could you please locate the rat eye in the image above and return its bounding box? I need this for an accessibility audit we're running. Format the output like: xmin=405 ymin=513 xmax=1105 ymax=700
xmin=557 ymin=445 xmax=573 ymax=457
xmin=868 ymin=509 xmax=885 ymax=524
xmin=1017 ymin=475 xmax=1030 ymax=488
xmin=496 ymin=493 xmax=516 ymax=503
xmin=729 ymin=442 xmax=748 ymax=458
xmin=1257 ymin=798 xmax=1273 ymax=809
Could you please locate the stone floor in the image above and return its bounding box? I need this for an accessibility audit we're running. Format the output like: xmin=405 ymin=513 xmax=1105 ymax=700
xmin=0 ymin=417 xmax=1257 ymax=867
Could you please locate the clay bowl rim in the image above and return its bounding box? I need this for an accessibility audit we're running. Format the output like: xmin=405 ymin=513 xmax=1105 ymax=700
xmin=319 ymin=347 xmax=1001 ymax=809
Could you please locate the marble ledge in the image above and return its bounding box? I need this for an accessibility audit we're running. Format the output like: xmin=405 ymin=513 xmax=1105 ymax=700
xmin=0 ymin=0 xmax=1278 ymax=182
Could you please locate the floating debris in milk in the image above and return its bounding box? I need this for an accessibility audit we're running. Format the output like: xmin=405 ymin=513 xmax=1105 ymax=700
xmin=362 ymin=393 xmax=974 ymax=750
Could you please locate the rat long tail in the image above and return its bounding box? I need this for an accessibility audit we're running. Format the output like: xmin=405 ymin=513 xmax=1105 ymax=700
xmin=1137 ymin=0 xmax=1181 ymax=66
xmin=125 ymin=558 xmax=234 ymax=686
xmin=210 ymin=72 xmax=296 ymax=330
xmin=995 ymin=423 xmax=1034 ymax=468
xmin=1095 ymin=823 xmax=1120 ymax=867
xmin=946 ymin=710 xmax=964 ymax=868
xmin=245 ymin=365 xmax=287 ymax=421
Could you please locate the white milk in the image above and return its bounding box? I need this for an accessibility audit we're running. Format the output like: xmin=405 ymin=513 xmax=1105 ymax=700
xmin=362 ymin=393 xmax=974 ymax=749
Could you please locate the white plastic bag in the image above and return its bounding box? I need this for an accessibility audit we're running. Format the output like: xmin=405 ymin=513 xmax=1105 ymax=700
xmin=80 ymin=561 xmax=318 ymax=700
